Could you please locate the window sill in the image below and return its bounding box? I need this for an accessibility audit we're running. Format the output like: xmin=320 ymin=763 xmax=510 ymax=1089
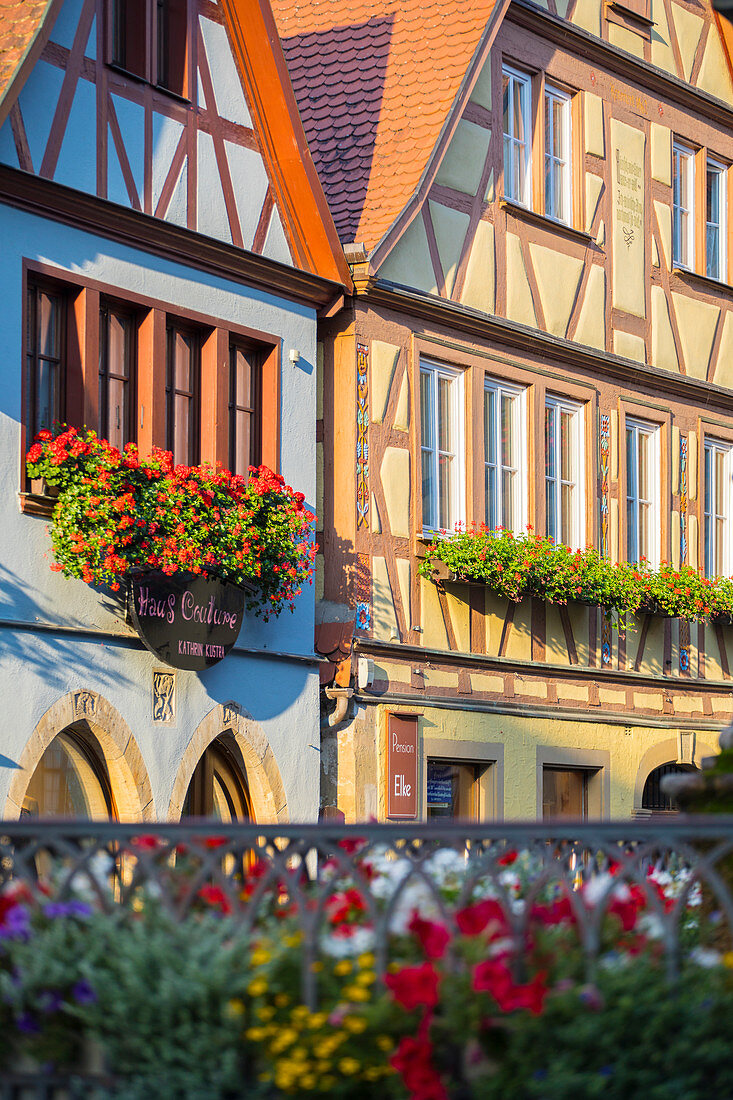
xmin=106 ymin=63 xmax=191 ymax=105
xmin=18 ymin=491 xmax=56 ymax=518
xmin=671 ymin=266 xmax=733 ymax=296
xmin=499 ymin=199 xmax=594 ymax=246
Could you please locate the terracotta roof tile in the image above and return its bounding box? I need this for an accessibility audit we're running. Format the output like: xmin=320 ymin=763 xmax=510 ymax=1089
xmin=270 ymin=0 xmax=498 ymax=250
xmin=0 ymin=0 xmax=54 ymax=113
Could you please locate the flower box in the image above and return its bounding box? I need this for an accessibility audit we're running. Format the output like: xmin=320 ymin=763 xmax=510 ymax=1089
xmin=25 ymin=428 xmax=315 ymax=621
xmin=29 ymin=476 xmax=59 ymax=500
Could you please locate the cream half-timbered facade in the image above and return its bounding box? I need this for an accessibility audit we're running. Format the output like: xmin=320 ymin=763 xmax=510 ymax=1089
xmin=0 ymin=0 xmax=349 ymax=825
xmin=273 ymin=0 xmax=733 ymax=821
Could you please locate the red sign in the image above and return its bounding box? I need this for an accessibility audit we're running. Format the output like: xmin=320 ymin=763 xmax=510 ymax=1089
xmin=387 ymin=714 xmax=418 ymax=819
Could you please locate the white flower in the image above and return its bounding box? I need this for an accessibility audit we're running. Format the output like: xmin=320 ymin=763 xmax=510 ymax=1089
xmin=321 ymin=927 xmax=375 ymax=958
xmin=689 ymin=946 xmax=721 ymax=969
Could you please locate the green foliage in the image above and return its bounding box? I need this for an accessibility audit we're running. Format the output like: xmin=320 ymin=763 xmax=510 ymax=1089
xmin=483 ymin=959 xmax=733 ymax=1100
xmin=419 ymin=528 xmax=733 ymax=625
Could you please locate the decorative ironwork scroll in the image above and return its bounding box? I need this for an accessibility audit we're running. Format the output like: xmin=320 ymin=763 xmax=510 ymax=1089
xmin=356 ymin=342 xmax=369 ymax=529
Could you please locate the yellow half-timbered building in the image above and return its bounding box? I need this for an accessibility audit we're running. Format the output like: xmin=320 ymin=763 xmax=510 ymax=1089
xmin=273 ymin=0 xmax=733 ymax=821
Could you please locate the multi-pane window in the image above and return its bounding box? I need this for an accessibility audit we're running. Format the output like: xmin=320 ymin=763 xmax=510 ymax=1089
xmin=110 ymin=0 xmax=188 ymax=97
xmin=706 ymin=160 xmax=727 ymax=281
xmin=420 ymin=361 xmax=463 ymax=533
xmin=26 ymin=282 xmax=65 ymax=438
xmin=625 ymin=417 xmax=660 ymax=566
xmin=502 ymin=67 xmax=532 ymax=207
xmin=704 ymin=438 xmax=733 ymax=578
xmin=545 ymin=396 xmax=583 ymax=549
xmin=229 ymin=343 xmax=262 ymax=476
xmin=484 ymin=378 xmax=525 ymax=534
xmin=99 ymin=303 xmax=135 ymax=451
xmin=166 ymin=324 xmax=200 ymax=466
xmin=673 ymin=142 xmax=695 ymax=269
xmin=544 ymin=85 xmax=572 ymax=224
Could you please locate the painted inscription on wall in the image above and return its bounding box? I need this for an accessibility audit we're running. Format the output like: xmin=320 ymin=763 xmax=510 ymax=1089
xmin=611 ymin=120 xmax=646 ymax=319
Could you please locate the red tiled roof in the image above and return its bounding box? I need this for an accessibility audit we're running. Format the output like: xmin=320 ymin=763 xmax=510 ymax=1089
xmin=315 ymin=619 xmax=354 ymax=687
xmin=0 ymin=0 xmax=57 ymax=122
xmin=270 ymin=0 xmax=499 ymax=250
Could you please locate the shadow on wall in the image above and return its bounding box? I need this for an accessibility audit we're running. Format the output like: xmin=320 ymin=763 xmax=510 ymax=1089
xmin=0 ymin=562 xmax=139 ymax=694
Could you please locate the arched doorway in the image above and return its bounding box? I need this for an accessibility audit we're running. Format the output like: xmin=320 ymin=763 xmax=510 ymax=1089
xmin=182 ymin=733 xmax=253 ymax=822
xmin=21 ymin=726 xmax=116 ymax=820
xmin=642 ymin=762 xmax=699 ymax=815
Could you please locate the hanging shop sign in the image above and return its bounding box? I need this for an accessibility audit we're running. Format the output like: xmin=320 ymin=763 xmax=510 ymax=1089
xmin=386 ymin=713 xmax=419 ymax=819
xmin=129 ymin=572 xmax=245 ymax=671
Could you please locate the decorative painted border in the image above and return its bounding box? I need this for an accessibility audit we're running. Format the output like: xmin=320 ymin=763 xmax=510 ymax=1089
xmin=680 ymin=433 xmax=688 ymax=565
xmin=679 ymin=433 xmax=689 ymax=675
xmin=601 ymin=611 xmax=613 ymax=667
xmin=355 ymin=552 xmax=372 ymax=633
xmin=600 ymin=413 xmax=610 ymax=560
xmin=356 ymin=342 xmax=369 ymax=529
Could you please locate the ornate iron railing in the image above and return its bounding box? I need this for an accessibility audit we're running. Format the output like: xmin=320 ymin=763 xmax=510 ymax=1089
xmin=2 ymin=818 xmax=733 ymax=1096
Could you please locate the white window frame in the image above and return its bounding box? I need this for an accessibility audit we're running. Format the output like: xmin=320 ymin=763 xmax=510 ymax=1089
xmin=484 ymin=376 xmax=527 ymax=535
xmin=502 ymin=65 xmax=532 ymax=208
xmin=706 ymin=158 xmax=727 ymax=282
xmin=625 ymin=417 xmax=661 ymax=567
xmin=544 ymin=84 xmax=572 ymax=225
xmin=544 ymin=394 xmax=584 ymax=550
xmin=704 ymin=437 xmax=733 ymax=578
xmin=673 ymin=142 xmax=695 ymax=270
xmin=420 ymin=360 xmax=465 ymax=535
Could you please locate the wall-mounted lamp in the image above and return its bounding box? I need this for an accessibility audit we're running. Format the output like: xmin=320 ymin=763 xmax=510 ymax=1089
xmin=289 ymin=349 xmax=300 ymax=364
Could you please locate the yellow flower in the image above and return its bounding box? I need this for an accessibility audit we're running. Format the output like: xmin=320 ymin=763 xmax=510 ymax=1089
xmin=339 ymin=1057 xmax=361 ymax=1075
xmin=724 ymin=951 xmax=733 ymax=969
xmin=247 ymin=979 xmax=268 ymax=997
xmin=343 ymin=1015 xmax=368 ymax=1034
xmin=342 ymin=984 xmax=370 ymax=1002
xmin=291 ymin=1005 xmax=310 ymax=1023
xmin=245 ymin=1027 xmax=268 ymax=1042
xmin=225 ymin=998 xmax=246 ymax=1018
xmin=274 ymin=993 xmax=291 ymax=1007
xmin=321 ymin=1076 xmax=336 ymax=1090
xmin=365 ymin=1066 xmax=385 ymax=1081
xmin=289 ymin=1047 xmax=308 ymax=1063
xmin=334 ymin=959 xmax=353 ymax=976
xmin=357 ymin=952 xmax=375 ymax=969
xmin=270 ymin=1028 xmax=298 ymax=1053
xmin=310 ymin=961 xmax=323 ymax=973
xmin=355 ymin=970 xmax=376 ymax=987
xmin=301 ymin=1075 xmax=316 ymax=1090
xmin=251 ymin=948 xmax=271 ymax=968
xmin=284 ymin=932 xmax=303 ymax=948
xmin=307 ymin=1012 xmax=328 ymax=1029
xmin=376 ymin=1035 xmax=394 ymax=1052
xmin=256 ymin=1005 xmax=276 ymax=1021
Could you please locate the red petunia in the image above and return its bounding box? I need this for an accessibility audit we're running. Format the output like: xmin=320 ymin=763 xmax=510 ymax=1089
xmin=384 ymin=962 xmax=440 ymax=1012
xmin=456 ymin=898 xmax=508 ymax=938
xmin=408 ymin=912 xmax=451 ymax=960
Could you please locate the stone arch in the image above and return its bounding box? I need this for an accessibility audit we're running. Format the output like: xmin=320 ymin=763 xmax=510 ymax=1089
xmin=168 ymin=704 xmax=288 ymax=824
xmin=632 ymin=733 xmax=718 ymax=812
xmin=4 ymin=690 xmax=155 ymax=822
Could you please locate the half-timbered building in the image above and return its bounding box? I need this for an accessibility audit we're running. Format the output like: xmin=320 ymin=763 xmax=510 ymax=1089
xmin=0 ymin=0 xmax=350 ymax=824
xmin=273 ymin=0 xmax=733 ymax=821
